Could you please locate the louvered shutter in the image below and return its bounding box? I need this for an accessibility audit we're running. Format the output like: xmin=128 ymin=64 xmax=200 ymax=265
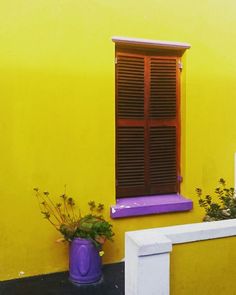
xmin=116 ymin=52 xmax=180 ymax=197
xmin=116 ymin=54 xmax=146 ymax=197
xmin=149 ymin=57 xmax=179 ymax=194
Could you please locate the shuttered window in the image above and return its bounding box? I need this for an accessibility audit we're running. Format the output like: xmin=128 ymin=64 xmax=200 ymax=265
xmin=116 ymin=48 xmax=181 ymax=198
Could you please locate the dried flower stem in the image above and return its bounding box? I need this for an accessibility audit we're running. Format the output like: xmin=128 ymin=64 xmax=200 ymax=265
xmin=36 ymin=191 xmax=62 ymax=225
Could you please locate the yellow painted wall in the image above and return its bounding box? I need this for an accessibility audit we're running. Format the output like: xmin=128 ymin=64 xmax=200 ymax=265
xmin=1 ymin=0 xmax=236 ymax=284
xmin=171 ymin=237 xmax=236 ymax=294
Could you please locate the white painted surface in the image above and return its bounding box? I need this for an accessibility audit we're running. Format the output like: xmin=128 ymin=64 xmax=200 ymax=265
xmin=125 ymin=234 xmax=170 ymax=295
xmin=112 ymin=36 xmax=191 ymax=50
xmin=138 ymin=254 xmax=170 ymax=295
xmin=127 ymin=233 xmax=172 ymax=256
xmin=125 ymin=219 xmax=236 ymax=295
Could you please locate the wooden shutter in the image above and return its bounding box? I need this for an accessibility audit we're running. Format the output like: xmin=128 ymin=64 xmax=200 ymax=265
xmin=116 ymin=54 xmax=146 ymax=197
xmin=149 ymin=57 xmax=179 ymax=194
xmin=116 ymin=52 xmax=180 ymax=197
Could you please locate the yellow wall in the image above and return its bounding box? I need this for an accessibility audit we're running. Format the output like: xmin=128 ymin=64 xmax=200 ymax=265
xmin=171 ymin=237 xmax=236 ymax=294
xmin=1 ymin=0 xmax=236 ymax=282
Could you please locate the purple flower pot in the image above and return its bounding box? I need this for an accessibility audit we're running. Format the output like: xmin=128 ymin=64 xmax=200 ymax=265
xmin=69 ymin=238 xmax=102 ymax=284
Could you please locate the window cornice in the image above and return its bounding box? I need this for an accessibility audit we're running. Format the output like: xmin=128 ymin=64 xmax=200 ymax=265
xmin=112 ymin=36 xmax=191 ymax=55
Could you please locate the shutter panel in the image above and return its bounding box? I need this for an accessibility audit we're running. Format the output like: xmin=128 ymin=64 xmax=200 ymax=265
xmin=117 ymin=55 xmax=145 ymax=119
xmin=116 ymin=126 xmax=146 ymax=197
xmin=116 ymin=54 xmax=146 ymax=197
xmin=149 ymin=57 xmax=179 ymax=194
xmin=149 ymin=126 xmax=177 ymax=194
xmin=149 ymin=58 xmax=177 ymax=119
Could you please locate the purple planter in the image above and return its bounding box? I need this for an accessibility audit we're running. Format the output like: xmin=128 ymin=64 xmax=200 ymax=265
xmin=69 ymin=238 xmax=102 ymax=284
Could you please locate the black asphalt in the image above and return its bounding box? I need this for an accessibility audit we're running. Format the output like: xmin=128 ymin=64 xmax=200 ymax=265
xmin=0 ymin=262 xmax=124 ymax=295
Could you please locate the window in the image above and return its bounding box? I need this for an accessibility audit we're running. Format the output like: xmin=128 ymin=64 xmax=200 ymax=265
xmin=114 ymin=37 xmax=190 ymax=198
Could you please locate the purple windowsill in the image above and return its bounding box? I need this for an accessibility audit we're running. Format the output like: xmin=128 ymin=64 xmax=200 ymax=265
xmin=110 ymin=194 xmax=193 ymax=219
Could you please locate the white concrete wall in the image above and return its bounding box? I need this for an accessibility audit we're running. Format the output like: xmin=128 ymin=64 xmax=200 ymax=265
xmin=125 ymin=219 xmax=236 ymax=295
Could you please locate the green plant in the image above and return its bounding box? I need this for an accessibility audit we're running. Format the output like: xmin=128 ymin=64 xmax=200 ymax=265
xmin=196 ymin=178 xmax=236 ymax=221
xmin=34 ymin=188 xmax=114 ymax=247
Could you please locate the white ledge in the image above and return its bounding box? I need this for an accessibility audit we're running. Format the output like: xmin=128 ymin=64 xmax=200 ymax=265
xmin=126 ymin=219 xmax=236 ymax=256
xmin=112 ymin=36 xmax=191 ymax=51
xmin=127 ymin=233 xmax=172 ymax=257
xmin=125 ymin=219 xmax=236 ymax=295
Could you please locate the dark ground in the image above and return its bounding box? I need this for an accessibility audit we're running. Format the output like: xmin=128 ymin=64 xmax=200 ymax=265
xmin=0 ymin=262 xmax=124 ymax=295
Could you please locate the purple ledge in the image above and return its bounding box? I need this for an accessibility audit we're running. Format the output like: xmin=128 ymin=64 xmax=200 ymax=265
xmin=110 ymin=194 xmax=193 ymax=219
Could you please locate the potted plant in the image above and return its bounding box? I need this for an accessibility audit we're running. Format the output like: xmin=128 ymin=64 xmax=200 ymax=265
xmin=196 ymin=178 xmax=236 ymax=221
xmin=34 ymin=188 xmax=114 ymax=284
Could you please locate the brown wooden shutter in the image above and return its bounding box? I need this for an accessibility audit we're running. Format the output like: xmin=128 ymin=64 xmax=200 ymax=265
xmin=116 ymin=54 xmax=146 ymax=197
xmin=116 ymin=52 xmax=180 ymax=197
xmin=148 ymin=57 xmax=179 ymax=194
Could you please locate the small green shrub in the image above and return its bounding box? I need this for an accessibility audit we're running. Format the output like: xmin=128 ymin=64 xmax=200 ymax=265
xmin=196 ymin=178 xmax=236 ymax=221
